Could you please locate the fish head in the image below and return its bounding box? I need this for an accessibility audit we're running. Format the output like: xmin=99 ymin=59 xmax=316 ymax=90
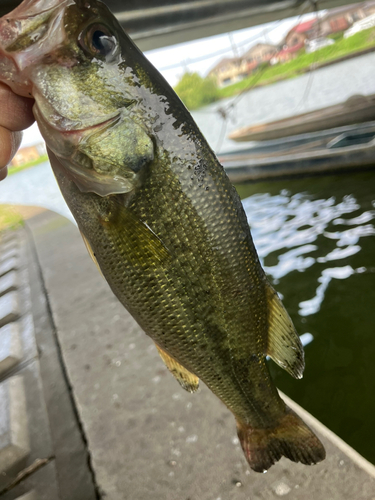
xmin=0 ymin=0 xmax=154 ymax=196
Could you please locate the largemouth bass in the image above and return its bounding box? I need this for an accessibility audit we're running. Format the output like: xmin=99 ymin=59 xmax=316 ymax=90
xmin=0 ymin=0 xmax=325 ymax=472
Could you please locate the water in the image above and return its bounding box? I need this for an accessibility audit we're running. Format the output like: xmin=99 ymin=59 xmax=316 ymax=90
xmin=1 ymin=54 xmax=375 ymax=463
xmin=0 ymin=161 xmax=74 ymax=223
xmin=236 ymin=173 xmax=375 ymax=465
xmin=192 ymin=52 xmax=375 ymax=154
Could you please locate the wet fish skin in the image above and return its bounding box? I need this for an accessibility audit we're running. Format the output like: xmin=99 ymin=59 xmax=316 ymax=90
xmin=0 ymin=0 xmax=325 ymax=472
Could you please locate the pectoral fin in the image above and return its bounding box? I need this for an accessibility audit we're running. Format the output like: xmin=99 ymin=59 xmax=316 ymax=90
xmin=104 ymin=199 xmax=171 ymax=267
xmin=156 ymin=345 xmax=199 ymax=393
xmin=80 ymin=231 xmax=104 ymax=278
xmin=266 ymin=284 xmax=304 ymax=379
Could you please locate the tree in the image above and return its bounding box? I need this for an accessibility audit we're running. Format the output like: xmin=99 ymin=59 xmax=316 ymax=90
xmin=174 ymin=72 xmax=219 ymax=110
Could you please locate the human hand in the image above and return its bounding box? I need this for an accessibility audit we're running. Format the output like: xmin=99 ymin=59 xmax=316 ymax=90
xmin=0 ymin=82 xmax=35 ymax=180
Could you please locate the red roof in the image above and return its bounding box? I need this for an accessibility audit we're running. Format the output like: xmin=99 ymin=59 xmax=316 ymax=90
xmin=278 ymin=42 xmax=304 ymax=55
xmin=291 ymin=19 xmax=316 ymax=33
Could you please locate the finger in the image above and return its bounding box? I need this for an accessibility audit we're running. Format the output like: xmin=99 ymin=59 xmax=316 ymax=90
xmin=0 ymin=166 xmax=8 ymax=181
xmin=0 ymin=127 xmax=23 ymax=169
xmin=0 ymin=82 xmax=35 ymax=131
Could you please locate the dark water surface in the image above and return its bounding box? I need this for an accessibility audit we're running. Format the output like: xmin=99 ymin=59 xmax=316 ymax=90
xmin=236 ymin=171 xmax=375 ymax=464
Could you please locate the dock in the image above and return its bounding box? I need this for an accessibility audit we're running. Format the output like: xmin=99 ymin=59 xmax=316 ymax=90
xmin=228 ymin=95 xmax=375 ymax=143
xmin=220 ymin=121 xmax=375 ymax=182
xmin=1 ymin=208 xmax=375 ymax=499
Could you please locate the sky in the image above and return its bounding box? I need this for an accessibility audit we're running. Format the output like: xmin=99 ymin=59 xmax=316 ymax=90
xmin=20 ymin=11 xmax=319 ymax=148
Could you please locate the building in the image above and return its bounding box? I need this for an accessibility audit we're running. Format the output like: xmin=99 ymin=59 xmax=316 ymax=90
xmin=363 ymin=0 xmax=375 ymax=16
xmin=10 ymin=143 xmax=47 ymax=167
xmin=242 ymin=43 xmax=278 ymax=66
xmin=272 ymin=20 xmax=315 ymax=63
xmin=273 ymin=44 xmax=305 ymax=63
xmin=284 ymin=19 xmax=317 ymax=50
xmin=208 ymin=42 xmax=277 ymax=87
xmin=208 ymin=56 xmax=249 ymax=87
xmin=301 ymin=2 xmax=375 ymax=39
xmin=316 ymin=3 xmax=368 ymax=36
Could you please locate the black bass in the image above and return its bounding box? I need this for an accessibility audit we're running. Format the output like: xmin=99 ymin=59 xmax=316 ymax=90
xmin=0 ymin=0 xmax=325 ymax=472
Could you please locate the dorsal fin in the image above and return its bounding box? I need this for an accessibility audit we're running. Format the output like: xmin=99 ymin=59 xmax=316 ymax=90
xmin=156 ymin=345 xmax=199 ymax=393
xmin=265 ymin=284 xmax=304 ymax=379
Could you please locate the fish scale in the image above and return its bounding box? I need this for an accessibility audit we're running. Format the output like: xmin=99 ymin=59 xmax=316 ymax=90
xmin=0 ymin=0 xmax=325 ymax=472
xmin=57 ymin=147 xmax=284 ymax=425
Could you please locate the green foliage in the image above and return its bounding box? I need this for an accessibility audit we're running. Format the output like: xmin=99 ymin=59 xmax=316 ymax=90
xmin=174 ymin=72 xmax=219 ymax=110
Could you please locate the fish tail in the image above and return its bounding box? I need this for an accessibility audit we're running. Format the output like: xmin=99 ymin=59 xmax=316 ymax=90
xmin=236 ymin=406 xmax=326 ymax=473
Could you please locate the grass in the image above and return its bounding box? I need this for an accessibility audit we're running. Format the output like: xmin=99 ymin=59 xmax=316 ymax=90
xmin=217 ymin=27 xmax=375 ymax=100
xmin=0 ymin=204 xmax=47 ymax=232
xmin=8 ymin=154 xmax=49 ymax=176
xmin=0 ymin=205 xmax=24 ymax=232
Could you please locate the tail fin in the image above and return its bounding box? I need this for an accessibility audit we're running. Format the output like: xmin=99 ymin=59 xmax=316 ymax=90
xmin=236 ymin=406 xmax=326 ymax=473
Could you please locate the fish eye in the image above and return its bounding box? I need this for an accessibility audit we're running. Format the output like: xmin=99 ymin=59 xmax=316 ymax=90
xmin=79 ymin=24 xmax=118 ymax=59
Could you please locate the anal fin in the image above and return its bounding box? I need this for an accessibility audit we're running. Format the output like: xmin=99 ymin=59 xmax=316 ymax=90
xmin=266 ymin=284 xmax=304 ymax=379
xmin=156 ymin=345 xmax=199 ymax=393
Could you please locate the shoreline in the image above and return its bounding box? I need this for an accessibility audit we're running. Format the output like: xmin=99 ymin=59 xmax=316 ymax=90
xmin=7 ymin=154 xmax=49 ymax=177
xmin=212 ymin=46 xmax=375 ymax=104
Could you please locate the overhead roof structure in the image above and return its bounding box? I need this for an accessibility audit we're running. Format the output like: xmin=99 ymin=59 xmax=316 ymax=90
xmin=0 ymin=0 xmax=358 ymax=51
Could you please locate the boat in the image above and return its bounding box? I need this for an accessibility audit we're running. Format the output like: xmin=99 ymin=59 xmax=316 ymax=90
xmin=228 ymin=94 xmax=375 ymax=142
xmin=219 ymin=121 xmax=375 ymax=182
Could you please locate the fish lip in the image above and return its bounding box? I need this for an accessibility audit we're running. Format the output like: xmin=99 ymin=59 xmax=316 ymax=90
xmin=0 ymin=2 xmax=72 ymax=95
xmin=0 ymin=1 xmax=70 ymax=48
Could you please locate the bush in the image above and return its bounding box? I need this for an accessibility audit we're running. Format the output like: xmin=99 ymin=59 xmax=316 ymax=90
xmin=174 ymin=72 xmax=219 ymax=110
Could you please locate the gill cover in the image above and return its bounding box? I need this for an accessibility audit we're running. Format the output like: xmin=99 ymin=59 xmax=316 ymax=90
xmin=35 ymin=106 xmax=154 ymax=197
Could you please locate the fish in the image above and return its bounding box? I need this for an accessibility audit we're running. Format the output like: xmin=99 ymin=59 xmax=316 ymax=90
xmin=0 ymin=0 xmax=325 ymax=472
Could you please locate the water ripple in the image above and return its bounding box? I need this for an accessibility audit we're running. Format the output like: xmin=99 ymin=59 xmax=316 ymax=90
xmin=242 ymin=189 xmax=375 ymax=315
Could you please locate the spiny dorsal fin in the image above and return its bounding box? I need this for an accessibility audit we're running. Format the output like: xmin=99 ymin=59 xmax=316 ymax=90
xmin=265 ymin=284 xmax=304 ymax=379
xmin=80 ymin=230 xmax=104 ymax=278
xmin=156 ymin=345 xmax=199 ymax=393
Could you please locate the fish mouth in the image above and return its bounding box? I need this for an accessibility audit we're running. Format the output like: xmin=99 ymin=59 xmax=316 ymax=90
xmin=35 ymin=91 xmax=122 ymax=135
xmin=35 ymin=105 xmax=138 ymax=197
xmin=61 ymin=114 xmax=122 ymax=135
xmin=0 ymin=0 xmax=69 ymax=49
xmin=0 ymin=1 xmax=72 ymax=95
